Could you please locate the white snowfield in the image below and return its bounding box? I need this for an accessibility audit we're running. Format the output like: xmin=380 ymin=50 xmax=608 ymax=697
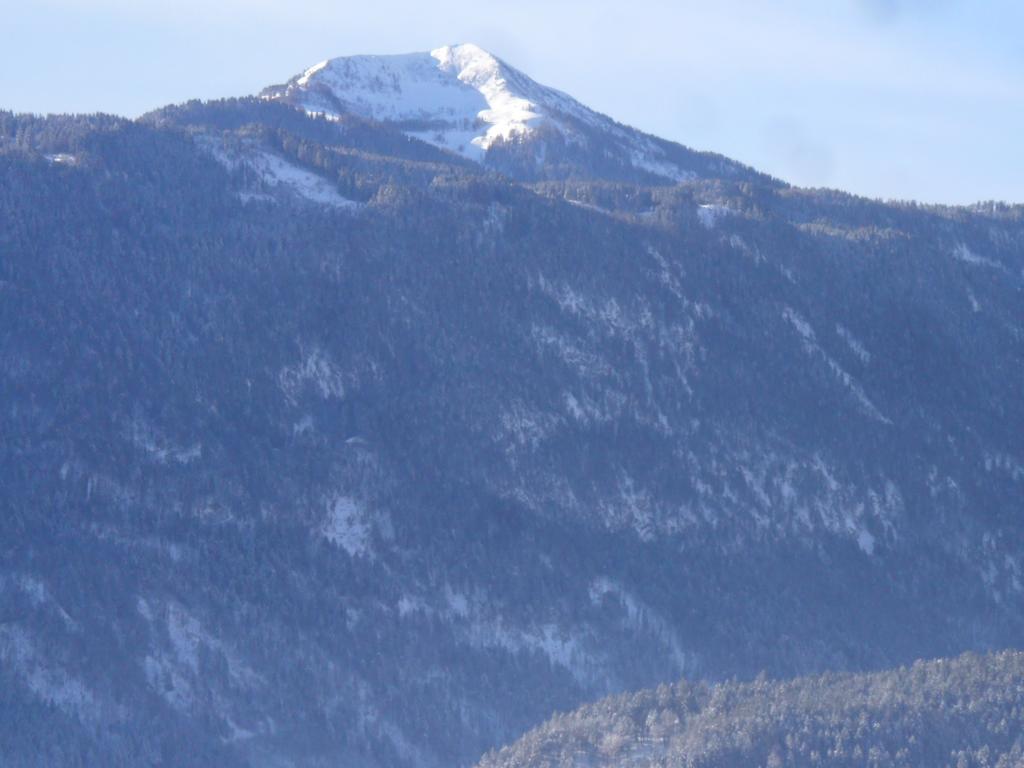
xmin=250 ymin=151 xmax=359 ymax=208
xmin=196 ymin=135 xmax=360 ymax=209
xmin=269 ymin=43 xmax=694 ymax=180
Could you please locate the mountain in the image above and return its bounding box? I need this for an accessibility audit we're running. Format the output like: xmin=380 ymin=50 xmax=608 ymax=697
xmin=1 ymin=45 xmax=1023 ymax=768
xmin=478 ymin=650 xmax=1024 ymax=768
xmin=260 ymin=43 xmax=764 ymax=184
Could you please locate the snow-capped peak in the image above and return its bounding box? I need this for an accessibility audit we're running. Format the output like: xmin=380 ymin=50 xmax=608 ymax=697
xmin=262 ymin=44 xmax=719 ymax=183
xmin=265 ymin=43 xmax=575 ymax=161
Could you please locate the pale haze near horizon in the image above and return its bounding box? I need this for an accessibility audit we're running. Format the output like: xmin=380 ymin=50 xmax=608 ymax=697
xmin=2 ymin=0 xmax=1022 ymax=205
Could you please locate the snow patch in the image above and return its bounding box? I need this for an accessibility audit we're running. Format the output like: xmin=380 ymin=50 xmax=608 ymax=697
xmin=836 ymin=324 xmax=871 ymax=364
xmin=445 ymin=586 xmax=470 ymax=618
xmin=532 ymin=325 xmax=613 ymax=379
xmin=297 ymin=59 xmax=329 ymax=86
xmin=696 ymin=203 xmax=731 ymax=229
xmin=967 ymin=288 xmax=981 ymax=313
xmin=167 ymin=603 xmax=202 ymax=672
xmin=198 ymin=135 xmax=359 ymax=209
xmin=279 ymin=347 xmax=346 ymax=403
xmin=465 ymin=618 xmax=596 ymax=685
xmin=632 ymin=144 xmax=696 ymax=183
xmin=589 ymin=578 xmax=689 ymax=673
xmin=322 ymin=495 xmax=372 ymax=557
xmin=856 ymin=528 xmax=876 ymax=555
xmin=784 ymin=307 xmax=890 ymax=424
xmin=499 ymin=401 xmax=562 ymax=453
xmin=144 ymin=601 xmax=262 ymax=712
xmin=985 ymin=453 xmax=1024 ymax=483
xmin=782 ymin=306 xmax=815 ymax=342
xmin=953 ymin=242 xmax=1002 ymax=269
xmin=45 ymin=153 xmax=79 ymax=166
xmin=249 ymin=151 xmax=359 ymax=208
xmin=128 ymin=418 xmax=201 ymax=465
xmin=11 ymin=575 xmax=76 ymax=629
xmin=397 ymin=595 xmax=430 ymax=618
xmin=0 ymin=625 xmax=97 ymax=718
xmin=599 ymin=473 xmax=658 ymax=542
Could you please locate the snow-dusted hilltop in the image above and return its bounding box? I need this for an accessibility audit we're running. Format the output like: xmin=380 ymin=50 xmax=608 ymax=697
xmin=268 ymin=45 xmax=554 ymax=160
xmin=261 ymin=43 xmax=757 ymax=184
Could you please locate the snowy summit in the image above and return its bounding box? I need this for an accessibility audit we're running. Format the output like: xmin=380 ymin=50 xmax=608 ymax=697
xmin=265 ymin=44 xmax=598 ymax=160
xmin=261 ymin=43 xmax=716 ymax=182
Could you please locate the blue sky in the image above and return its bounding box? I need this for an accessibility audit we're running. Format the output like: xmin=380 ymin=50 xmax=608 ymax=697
xmin=2 ymin=0 xmax=1021 ymax=204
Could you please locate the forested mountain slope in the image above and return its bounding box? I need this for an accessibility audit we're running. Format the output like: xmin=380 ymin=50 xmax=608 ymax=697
xmin=0 ymin=49 xmax=1023 ymax=767
xmin=479 ymin=651 xmax=1024 ymax=768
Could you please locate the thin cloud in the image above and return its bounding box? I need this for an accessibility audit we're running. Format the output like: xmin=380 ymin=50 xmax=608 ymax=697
xmin=854 ymin=0 xmax=953 ymax=23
